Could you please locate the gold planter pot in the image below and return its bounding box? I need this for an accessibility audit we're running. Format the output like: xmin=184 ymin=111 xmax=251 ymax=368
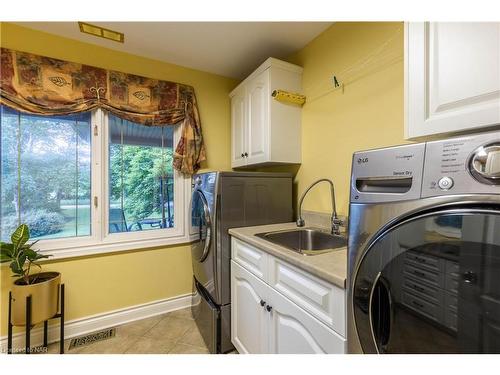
xmin=11 ymin=272 xmax=61 ymax=326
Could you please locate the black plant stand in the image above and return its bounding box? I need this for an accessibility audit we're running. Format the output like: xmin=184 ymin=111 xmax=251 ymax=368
xmin=7 ymin=283 xmax=65 ymax=354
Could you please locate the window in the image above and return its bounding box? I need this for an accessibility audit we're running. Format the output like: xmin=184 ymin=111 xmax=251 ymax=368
xmin=108 ymin=114 xmax=174 ymax=233
xmin=0 ymin=106 xmax=189 ymax=257
xmin=0 ymin=106 xmax=91 ymax=241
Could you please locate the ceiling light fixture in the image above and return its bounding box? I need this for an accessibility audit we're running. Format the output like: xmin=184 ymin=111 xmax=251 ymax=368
xmin=78 ymin=22 xmax=124 ymax=43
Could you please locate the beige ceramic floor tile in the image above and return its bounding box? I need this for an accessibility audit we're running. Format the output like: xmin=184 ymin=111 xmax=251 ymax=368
xmin=72 ymin=330 xmax=140 ymax=354
xmin=29 ymin=308 xmax=209 ymax=355
xmin=117 ymin=315 xmax=164 ymax=337
xmin=45 ymin=339 xmax=71 ymax=354
xmin=144 ymin=317 xmax=195 ymax=341
xmin=167 ymin=307 xmax=194 ymax=321
xmin=124 ymin=336 xmax=177 ymax=354
xmin=178 ymin=326 xmax=206 ymax=348
xmin=168 ymin=343 xmax=210 ymax=354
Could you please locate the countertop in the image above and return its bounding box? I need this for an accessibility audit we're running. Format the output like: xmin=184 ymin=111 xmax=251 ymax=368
xmin=228 ymin=222 xmax=347 ymax=289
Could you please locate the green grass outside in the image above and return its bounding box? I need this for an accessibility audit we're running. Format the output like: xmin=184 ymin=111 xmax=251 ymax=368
xmin=33 ymin=202 xmax=173 ymax=240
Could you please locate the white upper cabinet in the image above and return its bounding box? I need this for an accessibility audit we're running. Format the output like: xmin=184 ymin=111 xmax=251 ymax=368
xmin=230 ymin=58 xmax=303 ymax=168
xmin=231 ymin=87 xmax=246 ymax=168
xmin=405 ymin=22 xmax=500 ymax=139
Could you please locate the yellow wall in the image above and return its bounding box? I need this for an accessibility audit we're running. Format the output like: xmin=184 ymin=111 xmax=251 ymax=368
xmin=0 ymin=21 xmax=409 ymax=337
xmin=0 ymin=22 xmax=238 ymax=336
xmin=285 ymin=22 xmax=407 ymax=215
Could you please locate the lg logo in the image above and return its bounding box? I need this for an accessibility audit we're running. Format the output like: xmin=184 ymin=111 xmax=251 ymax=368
xmin=357 ymin=157 xmax=368 ymax=164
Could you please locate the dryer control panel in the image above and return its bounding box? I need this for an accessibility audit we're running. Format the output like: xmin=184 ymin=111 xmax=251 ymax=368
xmin=421 ymin=131 xmax=500 ymax=198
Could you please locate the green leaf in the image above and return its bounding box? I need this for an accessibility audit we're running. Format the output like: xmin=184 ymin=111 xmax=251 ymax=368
xmin=0 ymin=242 xmax=14 ymax=258
xmin=0 ymin=248 xmax=14 ymax=263
xmin=34 ymin=253 xmax=51 ymax=260
xmin=23 ymin=248 xmax=37 ymax=259
xmin=11 ymin=224 xmax=30 ymax=250
xmin=9 ymin=261 xmax=23 ymax=277
xmin=18 ymin=253 xmax=27 ymax=268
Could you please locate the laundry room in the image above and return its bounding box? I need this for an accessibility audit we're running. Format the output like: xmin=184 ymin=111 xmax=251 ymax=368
xmin=1 ymin=0 xmax=500 ymax=372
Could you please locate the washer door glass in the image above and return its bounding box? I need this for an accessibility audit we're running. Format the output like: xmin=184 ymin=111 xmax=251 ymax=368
xmin=353 ymin=208 xmax=500 ymax=353
xmin=191 ymin=189 xmax=212 ymax=263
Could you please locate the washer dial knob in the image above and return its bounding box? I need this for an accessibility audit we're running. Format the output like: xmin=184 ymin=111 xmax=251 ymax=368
xmin=469 ymin=144 xmax=500 ymax=185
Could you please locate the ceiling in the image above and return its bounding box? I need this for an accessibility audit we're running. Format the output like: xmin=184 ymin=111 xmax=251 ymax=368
xmin=15 ymin=22 xmax=332 ymax=79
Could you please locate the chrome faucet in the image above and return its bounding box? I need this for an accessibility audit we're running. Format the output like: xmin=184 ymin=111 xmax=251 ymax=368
xmin=296 ymin=178 xmax=343 ymax=236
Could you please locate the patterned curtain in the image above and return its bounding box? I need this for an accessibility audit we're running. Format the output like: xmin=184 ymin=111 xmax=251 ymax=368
xmin=0 ymin=48 xmax=206 ymax=175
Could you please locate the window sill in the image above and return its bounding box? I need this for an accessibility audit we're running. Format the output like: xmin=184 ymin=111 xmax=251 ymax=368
xmin=37 ymin=233 xmax=194 ymax=261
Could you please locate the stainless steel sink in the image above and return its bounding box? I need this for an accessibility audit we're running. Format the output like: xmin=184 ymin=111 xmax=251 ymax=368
xmin=255 ymin=228 xmax=347 ymax=256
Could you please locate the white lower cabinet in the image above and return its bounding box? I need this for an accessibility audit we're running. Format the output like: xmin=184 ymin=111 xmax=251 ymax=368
xmin=231 ymin=260 xmax=269 ymax=354
xmin=267 ymin=281 xmax=346 ymax=354
xmin=231 ymin=259 xmax=346 ymax=354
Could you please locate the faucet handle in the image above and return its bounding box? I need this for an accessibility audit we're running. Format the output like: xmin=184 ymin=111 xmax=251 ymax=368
xmin=331 ymin=216 xmax=344 ymax=235
xmin=332 ymin=217 xmax=344 ymax=226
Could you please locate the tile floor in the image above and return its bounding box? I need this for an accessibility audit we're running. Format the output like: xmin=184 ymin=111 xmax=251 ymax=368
xmin=43 ymin=307 xmax=212 ymax=354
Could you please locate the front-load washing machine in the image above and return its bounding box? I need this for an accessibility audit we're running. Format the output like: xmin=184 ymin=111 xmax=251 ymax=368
xmin=348 ymin=131 xmax=500 ymax=353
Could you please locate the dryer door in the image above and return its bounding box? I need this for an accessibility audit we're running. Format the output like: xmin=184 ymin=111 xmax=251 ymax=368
xmin=352 ymin=208 xmax=500 ymax=353
xmin=191 ymin=188 xmax=215 ymax=296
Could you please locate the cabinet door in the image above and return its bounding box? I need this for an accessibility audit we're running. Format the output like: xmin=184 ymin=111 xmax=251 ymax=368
xmin=231 ymin=89 xmax=247 ymax=168
xmin=406 ymin=22 xmax=500 ymax=139
xmin=231 ymin=261 xmax=269 ymax=354
xmin=267 ymin=284 xmax=346 ymax=354
xmin=246 ymin=70 xmax=270 ymax=165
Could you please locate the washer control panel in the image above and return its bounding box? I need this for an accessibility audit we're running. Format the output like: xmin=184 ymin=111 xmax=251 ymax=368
xmin=351 ymin=143 xmax=426 ymax=203
xmin=438 ymin=176 xmax=454 ymax=190
xmin=421 ymin=131 xmax=500 ymax=198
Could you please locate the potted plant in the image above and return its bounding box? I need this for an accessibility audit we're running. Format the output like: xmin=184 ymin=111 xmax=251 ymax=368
xmin=0 ymin=224 xmax=60 ymax=326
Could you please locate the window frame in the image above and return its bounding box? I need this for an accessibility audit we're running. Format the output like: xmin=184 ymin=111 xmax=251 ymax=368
xmin=20 ymin=108 xmax=191 ymax=259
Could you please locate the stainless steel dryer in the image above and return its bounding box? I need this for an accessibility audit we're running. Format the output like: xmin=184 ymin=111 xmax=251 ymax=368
xmin=190 ymin=171 xmax=293 ymax=353
xmin=348 ymin=131 xmax=500 ymax=353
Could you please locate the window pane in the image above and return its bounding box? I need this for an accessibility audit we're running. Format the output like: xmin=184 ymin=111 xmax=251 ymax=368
xmin=0 ymin=106 xmax=92 ymax=241
xmin=108 ymin=114 xmax=174 ymax=233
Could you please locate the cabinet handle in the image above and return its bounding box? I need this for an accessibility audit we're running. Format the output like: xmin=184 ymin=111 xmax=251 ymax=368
xmin=266 ymin=305 xmax=272 ymax=312
xmin=260 ymin=300 xmax=266 ymax=307
xmin=462 ymin=271 xmax=477 ymax=284
xmin=244 ymin=152 xmax=248 ymax=157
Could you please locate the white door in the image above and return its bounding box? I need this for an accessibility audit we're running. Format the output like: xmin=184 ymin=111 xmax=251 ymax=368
xmin=267 ymin=284 xmax=346 ymax=354
xmin=406 ymin=22 xmax=500 ymax=139
xmin=231 ymin=88 xmax=247 ymax=168
xmin=231 ymin=261 xmax=269 ymax=354
xmin=246 ymin=70 xmax=270 ymax=165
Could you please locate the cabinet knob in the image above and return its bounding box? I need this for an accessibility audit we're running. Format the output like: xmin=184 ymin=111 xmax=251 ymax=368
xmin=241 ymin=153 xmax=244 ymax=157
xmin=260 ymin=300 xmax=266 ymax=307
xmin=266 ymin=305 xmax=272 ymax=312
xmin=244 ymin=152 xmax=248 ymax=157
xmin=462 ymin=271 xmax=477 ymax=284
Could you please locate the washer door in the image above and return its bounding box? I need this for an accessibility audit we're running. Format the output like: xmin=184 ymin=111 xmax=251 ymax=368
xmin=353 ymin=208 xmax=500 ymax=353
xmin=191 ymin=188 xmax=217 ymax=299
xmin=191 ymin=189 xmax=212 ymax=263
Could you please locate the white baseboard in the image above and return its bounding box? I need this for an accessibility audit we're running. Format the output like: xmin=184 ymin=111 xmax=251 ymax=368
xmin=1 ymin=292 xmax=198 ymax=352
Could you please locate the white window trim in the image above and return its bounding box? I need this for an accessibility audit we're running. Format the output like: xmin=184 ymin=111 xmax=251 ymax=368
xmin=32 ymin=109 xmax=192 ymax=260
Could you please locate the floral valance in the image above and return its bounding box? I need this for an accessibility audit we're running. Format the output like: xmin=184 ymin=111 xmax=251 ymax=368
xmin=0 ymin=48 xmax=205 ymax=175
